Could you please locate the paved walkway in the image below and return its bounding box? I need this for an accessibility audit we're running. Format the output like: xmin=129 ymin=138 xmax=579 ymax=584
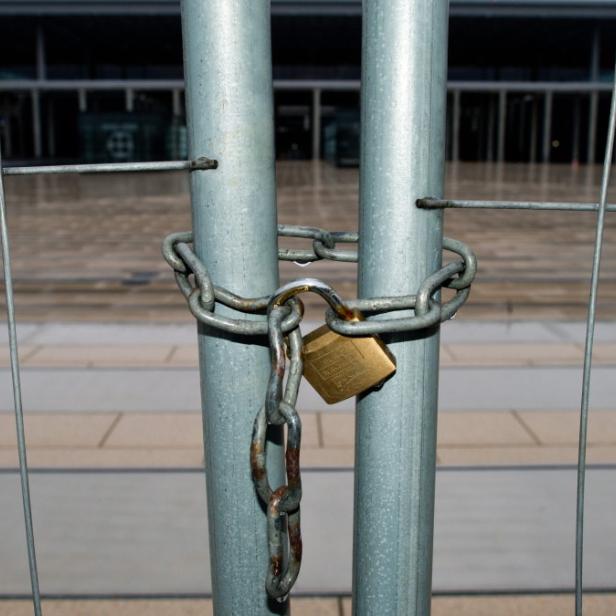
xmin=2 ymin=162 xmax=616 ymax=322
xmin=3 ymin=595 xmax=616 ymax=616
xmin=2 ymin=468 xmax=616 ymax=596
xmin=0 ymin=320 xmax=616 ymax=468
xmin=0 ymin=319 xmax=615 ymax=612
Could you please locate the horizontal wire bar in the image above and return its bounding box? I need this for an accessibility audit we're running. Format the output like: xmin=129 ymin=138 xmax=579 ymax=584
xmin=417 ymin=198 xmax=616 ymax=212
xmin=2 ymin=158 xmax=217 ymax=176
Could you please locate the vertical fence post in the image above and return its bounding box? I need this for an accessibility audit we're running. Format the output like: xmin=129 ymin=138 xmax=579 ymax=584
xmin=180 ymin=2 xmax=286 ymax=615
xmin=353 ymin=2 xmax=449 ymax=615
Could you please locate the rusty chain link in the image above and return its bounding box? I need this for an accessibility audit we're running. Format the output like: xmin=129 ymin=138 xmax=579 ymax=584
xmin=162 ymin=224 xmax=476 ymax=599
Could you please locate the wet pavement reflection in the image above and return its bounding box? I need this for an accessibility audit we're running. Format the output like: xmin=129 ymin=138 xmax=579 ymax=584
xmin=1 ymin=161 xmax=615 ymax=321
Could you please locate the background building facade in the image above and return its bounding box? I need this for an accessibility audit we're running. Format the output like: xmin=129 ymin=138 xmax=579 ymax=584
xmin=1 ymin=0 xmax=615 ymax=164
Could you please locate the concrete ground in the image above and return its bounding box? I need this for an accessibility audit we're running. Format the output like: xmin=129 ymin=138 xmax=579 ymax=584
xmin=1 ymin=162 xmax=615 ymax=614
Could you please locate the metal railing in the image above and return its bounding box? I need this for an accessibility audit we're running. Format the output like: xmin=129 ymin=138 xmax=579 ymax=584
xmin=0 ymin=10 xmax=614 ymax=616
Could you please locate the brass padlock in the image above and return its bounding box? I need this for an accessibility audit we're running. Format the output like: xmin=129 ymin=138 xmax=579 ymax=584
xmin=269 ymin=278 xmax=396 ymax=405
xmin=302 ymin=322 xmax=396 ymax=404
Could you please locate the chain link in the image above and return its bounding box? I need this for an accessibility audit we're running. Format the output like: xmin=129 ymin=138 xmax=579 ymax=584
xmin=162 ymin=224 xmax=477 ymax=599
xmin=162 ymin=226 xmax=476 ymax=337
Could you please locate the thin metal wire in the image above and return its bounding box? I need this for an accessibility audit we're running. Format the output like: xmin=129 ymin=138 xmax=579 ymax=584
xmin=2 ymin=158 xmax=216 ymax=176
xmin=0 ymin=147 xmax=42 ymax=614
xmin=575 ymin=63 xmax=616 ymax=616
xmin=417 ymin=198 xmax=616 ymax=212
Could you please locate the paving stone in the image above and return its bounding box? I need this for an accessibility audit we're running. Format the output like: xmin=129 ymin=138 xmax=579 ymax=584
xmin=104 ymin=413 xmax=203 ymax=448
xmin=0 ymin=448 xmax=205 ymax=469
xmin=23 ymin=345 xmax=172 ymax=368
xmin=431 ymin=594 xmax=616 ymax=616
xmin=0 ymin=346 xmax=37 ymax=368
xmin=441 ymin=321 xmax=565 ymax=344
xmin=592 ymin=343 xmax=616 ymax=363
xmin=25 ymin=323 xmax=198 ymax=347
xmin=0 ymin=412 xmax=118 ymax=447
xmin=300 ymin=446 xmax=354 ymax=468
xmin=446 ymin=343 xmax=583 ymax=366
xmin=0 ymin=600 xmax=213 ymax=616
xmin=437 ymin=412 xmax=536 ymax=446
xmin=516 ymin=410 xmax=616 ymax=445
xmin=435 ymin=445 xmax=616 ymax=466
xmin=320 ymin=412 xmax=354 ymax=448
xmin=1 ymin=363 xmax=615 ymax=414
xmin=551 ymin=321 xmax=616 ymax=343
xmin=0 ymin=598 xmax=341 ymax=616
xmin=343 ymin=594 xmax=616 ymax=616
xmin=167 ymin=345 xmax=198 ymax=367
xmin=2 ymin=468 xmax=616 ymax=595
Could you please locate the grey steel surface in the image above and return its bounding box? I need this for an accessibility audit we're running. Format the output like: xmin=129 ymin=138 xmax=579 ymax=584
xmin=1 ymin=468 xmax=616 ymax=596
xmin=354 ymin=2 xmax=448 ymax=613
xmin=180 ymin=1 xmax=284 ymax=614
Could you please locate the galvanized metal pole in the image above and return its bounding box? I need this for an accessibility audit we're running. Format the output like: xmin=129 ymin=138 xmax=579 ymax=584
xmin=180 ymin=2 xmax=286 ymax=615
xmin=353 ymin=2 xmax=448 ymax=614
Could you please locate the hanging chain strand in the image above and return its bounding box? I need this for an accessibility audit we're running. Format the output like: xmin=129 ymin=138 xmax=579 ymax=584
xmin=163 ymin=224 xmax=476 ymax=598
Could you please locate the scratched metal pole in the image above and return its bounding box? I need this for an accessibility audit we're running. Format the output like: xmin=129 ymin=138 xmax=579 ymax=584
xmin=353 ymin=2 xmax=448 ymax=614
xmin=180 ymin=2 xmax=286 ymax=615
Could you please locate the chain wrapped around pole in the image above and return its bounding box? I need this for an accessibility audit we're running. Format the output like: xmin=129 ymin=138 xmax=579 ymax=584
xmin=162 ymin=226 xmax=476 ymax=337
xmin=162 ymin=224 xmax=477 ymax=598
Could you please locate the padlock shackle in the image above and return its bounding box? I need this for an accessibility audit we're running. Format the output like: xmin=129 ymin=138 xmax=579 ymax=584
xmin=269 ymin=277 xmax=360 ymax=322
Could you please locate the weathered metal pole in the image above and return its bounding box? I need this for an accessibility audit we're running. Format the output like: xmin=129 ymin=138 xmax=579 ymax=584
xmin=353 ymin=2 xmax=448 ymax=615
xmin=180 ymin=2 xmax=286 ymax=615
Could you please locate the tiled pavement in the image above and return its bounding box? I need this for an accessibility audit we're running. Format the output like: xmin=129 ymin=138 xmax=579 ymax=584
xmin=0 ymin=321 xmax=616 ymax=468
xmin=2 ymin=595 xmax=616 ymax=615
xmin=3 ymin=409 xmax=616 ymax=469
xmin=1 ymin=321 xmax=616 ymax=612
xmin=2 ymin=468 xmax=616 ymax=599
xmin=3 ymin=162 xmax=616 ymax=322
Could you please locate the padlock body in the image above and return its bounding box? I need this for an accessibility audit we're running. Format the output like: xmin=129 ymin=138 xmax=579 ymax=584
xmin=302 ymin=325 xmax=396 ymax=404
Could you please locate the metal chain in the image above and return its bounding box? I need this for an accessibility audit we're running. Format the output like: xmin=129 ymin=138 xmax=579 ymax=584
xmin=162 ymin=226 xmax=476 ymax=337
xmin=162 ymin=224 xmax=476 ymax=599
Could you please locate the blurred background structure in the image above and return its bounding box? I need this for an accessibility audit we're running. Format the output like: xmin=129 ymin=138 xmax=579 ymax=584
xmin=1 ymin=0 xmax=616 ymax=165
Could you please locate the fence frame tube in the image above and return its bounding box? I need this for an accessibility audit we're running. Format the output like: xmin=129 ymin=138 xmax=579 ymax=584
xmin=353 ymin=2 xmax=449 ymax=614
xmin=180 ymin=2 xmax=286 ymax=614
